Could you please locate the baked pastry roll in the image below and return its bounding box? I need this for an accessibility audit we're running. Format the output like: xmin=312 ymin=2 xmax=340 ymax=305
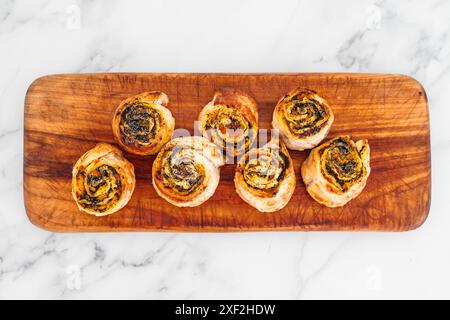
xmin=198 ymin=88 xmax=258 ymax=157
xmin=301 ymin=136 xmax=370 ymax=207
xmin=112 ymin=91 xmax=175 ymax=155
xmin=234 ymin=140 xmax=296 ymax=212
xmin=272 ymin=87 xmax=334 ymax=151
xmin=152 ymin=136 xmax=224 ymax=207
xmin=71 ymin=143 xmax=135 ymax=216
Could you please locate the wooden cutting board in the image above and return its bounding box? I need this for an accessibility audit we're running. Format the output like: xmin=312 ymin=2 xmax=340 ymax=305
xmin=24 ymin=73 xmax=431 ymax=232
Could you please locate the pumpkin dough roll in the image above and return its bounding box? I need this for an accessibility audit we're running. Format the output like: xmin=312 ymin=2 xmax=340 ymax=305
xmin=301 ymin=136 xmax=370 ymax=207
xmin=72 ymin=143 xmax=135 ymax=216
xmin=112 ymin=91 xmax=175 ymax=155
xmin=198 ymin=88 xmax=258 ymax=158
xmin=152 ymin=136 xmax=224 ymax=207
xmin=234 ymin=139 xmax=296 ymax=213
xmin=272 ymin=87 xmax=334 ymax=151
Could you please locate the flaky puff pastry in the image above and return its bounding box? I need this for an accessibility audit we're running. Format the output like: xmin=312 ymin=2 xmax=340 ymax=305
xmin=301 ymin=136 xmax=370 ymax=207
xmin=72 ymin=143 xmax=135 ymax=216
xmin=272 ymin=87 xmax=334 ymax=151
xmin=198 ymin=88 xmax=258 ymax=157
xmin=112 ymin=91 xmax=175 ymax=155
xmin=152 ymin=136 xmax=224 ymax=207
xmin=234 ymin=139 xmax=296 ymax=212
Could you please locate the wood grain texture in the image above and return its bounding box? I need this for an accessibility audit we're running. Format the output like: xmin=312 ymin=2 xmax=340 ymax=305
xmin=24 ymin=73 xmax=431 ymax=232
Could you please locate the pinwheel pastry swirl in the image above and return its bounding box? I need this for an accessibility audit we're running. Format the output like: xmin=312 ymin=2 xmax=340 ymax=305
xmin=234 ymin=139 xmax=296 ymax=212
xmin=272 ymin=87 xmax=334 ymax=151
xmin=301 ymin=136 xmax=370 ymax=207
xmin=112 ymin=91 xmax=175 ymax=155
xmin=72 ymin=143 xmax=135 ymax=216
xmin=198 ymin=88 xmax=258 ymax=157
xmin=152 ymin=136 xmax=224 ymax=207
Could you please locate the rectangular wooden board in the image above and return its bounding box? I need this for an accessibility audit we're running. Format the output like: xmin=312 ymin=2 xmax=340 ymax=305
xmin=24 ymin=73 xmax=431 ymax=232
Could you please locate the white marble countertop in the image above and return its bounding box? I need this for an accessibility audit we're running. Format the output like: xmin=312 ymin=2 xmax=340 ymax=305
xmin=1 ymin=0 xmax=449 ymax=299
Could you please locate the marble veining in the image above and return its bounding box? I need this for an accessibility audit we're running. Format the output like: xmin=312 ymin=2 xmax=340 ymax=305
xmin=1 ymin=0 xmax=450 ymax=299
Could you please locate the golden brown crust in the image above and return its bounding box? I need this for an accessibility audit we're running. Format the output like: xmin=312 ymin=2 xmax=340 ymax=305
xmin=198 ymin=88 xmax=258 ymax=157
xmin=112 ymin=91 xmax=175 ymax=155
xmin=71 ymin=143 xmax=135 ymax=216
xmin=211 ymin=87 xmax=259 ymax=122
xmin=301 ymin=136 xmax=370 ymax=207
xmin=152 ymin=136 xmax=224 ymax=207
xmin=234 ymin=139 xmax=296 ymax=212
xmin=272 ymin=87 xmax=334 ymax=151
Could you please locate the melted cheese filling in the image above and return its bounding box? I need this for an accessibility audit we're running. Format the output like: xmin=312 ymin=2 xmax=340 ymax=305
xmin=320 ymin=137 xmax=366 ymax=193
xmin=75 ymin=164 xmax=122 ymax=212
xmin=280 ymin=91 xmax=330 ymax=137
xmin=204 ymin=105 xmax=252 ymax=152
xmin=160 ymin=147 xmax=205 ymax=195
xmin=243 ymin=148 xmax=289 ymax=193
xmin=119 ymin=100 xmax=162 ymax=147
